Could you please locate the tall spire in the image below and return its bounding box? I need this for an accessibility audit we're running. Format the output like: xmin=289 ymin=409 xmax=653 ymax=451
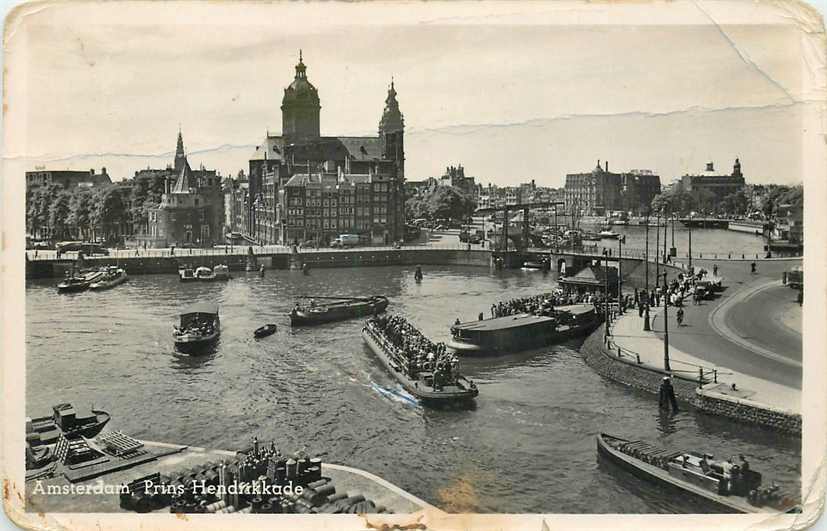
xmin=295 ymin=49 xmax=307 ymax=79
xmin=174 ymin=128 xmax=187 ymax=174
xmin=379 ymin=78 xmax=404 ymax=133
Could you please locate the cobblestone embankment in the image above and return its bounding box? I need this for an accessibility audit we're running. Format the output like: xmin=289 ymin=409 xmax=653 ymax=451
xmin=580 ymin=326 xmax=801 ymax=435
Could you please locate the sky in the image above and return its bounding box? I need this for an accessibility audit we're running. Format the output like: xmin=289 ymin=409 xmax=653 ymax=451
xmin=3 ymin=1 xmax=825 ymax=187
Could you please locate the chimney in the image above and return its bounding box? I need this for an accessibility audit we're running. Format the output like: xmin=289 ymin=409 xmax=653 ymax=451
xmin=605 ymin=161 xmax=609 ymax=172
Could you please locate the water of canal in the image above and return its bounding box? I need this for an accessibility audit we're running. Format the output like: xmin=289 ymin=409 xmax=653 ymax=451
xmin=26 ymin=262 xmax=798 ymax=513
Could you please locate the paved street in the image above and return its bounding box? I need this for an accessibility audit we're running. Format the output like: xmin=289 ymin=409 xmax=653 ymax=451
xmin=609 ymin=256 xmax=802 ymax=412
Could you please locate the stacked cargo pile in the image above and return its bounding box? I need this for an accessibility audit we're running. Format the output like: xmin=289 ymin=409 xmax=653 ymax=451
xmin=119 ymin=439 xmax=392 ymax=514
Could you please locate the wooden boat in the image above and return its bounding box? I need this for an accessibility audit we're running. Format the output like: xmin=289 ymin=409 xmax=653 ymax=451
xmin=289 ymin=296 xmax=389 ymax=326
xmin=362 ymin=321 xmax=478 ymax=404
xmin=178 ymin=267 xmax=197 ymax=282
xmin=173 ymin=303 xmax=220 ymax=354
xmin=448 ymin=304 xmax=603 ymax=356
xmin=212 ymin=264 xmax=230 ymax=281
xmin=26 ymin=403 xmax=111 ymax=446
xmin=254 ymin=324 xmax=277 ymax=338
xmin=57 ymin=269 xmax=105 ymax=293
xmin=596 ymin=433 xmax=799 ymax=514
xmin=89 ymin=266 xmax=128 ymax=290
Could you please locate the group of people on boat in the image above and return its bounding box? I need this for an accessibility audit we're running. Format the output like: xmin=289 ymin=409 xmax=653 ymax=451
xmin=175 ymin=316 xmax=215 ymax=337
xmin=369 ymin=315 xmax=461 ymax=388
xmin=486 ymin=290 xmax=608 ymax=320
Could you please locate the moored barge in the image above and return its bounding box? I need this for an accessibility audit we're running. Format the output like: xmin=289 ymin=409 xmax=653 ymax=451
xmin=362 ymin=316 xmax=478 ymax=404
xmin=290 ymin=295 xmax=389 ymax=326
xmin=596 ymin=433 xmax=798 ymax=514
xmin=448 ymin=304 xmax=602 ymax=356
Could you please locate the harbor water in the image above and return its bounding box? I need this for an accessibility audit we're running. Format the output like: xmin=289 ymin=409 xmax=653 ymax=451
xmin=26 ymin=264 xmax=799 ymax=513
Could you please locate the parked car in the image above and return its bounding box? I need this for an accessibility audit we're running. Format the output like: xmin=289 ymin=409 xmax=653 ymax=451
xmin=330 ymin=234 xmax=360 ymax=248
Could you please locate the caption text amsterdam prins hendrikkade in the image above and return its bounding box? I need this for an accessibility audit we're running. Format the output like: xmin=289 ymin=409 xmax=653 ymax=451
xmin=31 ymin=478 xmax=305 ymax=497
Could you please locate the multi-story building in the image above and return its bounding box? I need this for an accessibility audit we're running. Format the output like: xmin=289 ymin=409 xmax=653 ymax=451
xmin=438 ymin=165 xmax=477 ymax=198
xmin=564 ymin=160 xmax=661 ymax=216
xmin=677 ymin=159 xmax=746 ymax=212
xmin=26 ymin=168 xmax=112 ymax=190
xmin=138 ymin=132 xmax=224 ymax=247
xmin=239 ymin=52 xmax=405 ymax=245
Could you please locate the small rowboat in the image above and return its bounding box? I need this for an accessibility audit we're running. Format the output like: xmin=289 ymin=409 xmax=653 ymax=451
xmin=254 ymin=324 xmax=277 ymax=338
xmin=290 ymin=296 xmax=389 ymax=326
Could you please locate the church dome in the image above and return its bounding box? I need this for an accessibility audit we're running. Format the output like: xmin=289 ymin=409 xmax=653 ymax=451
xmin=282 ymin=51 xmax=320 ymax=107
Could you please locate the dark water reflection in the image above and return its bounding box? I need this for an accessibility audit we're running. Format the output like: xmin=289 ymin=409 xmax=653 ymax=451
xmin=26 ymin=265 xmax=799 ymax=513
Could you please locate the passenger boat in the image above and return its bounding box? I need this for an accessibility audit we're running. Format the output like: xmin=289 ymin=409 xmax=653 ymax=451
xmin=596 ymin=433 xmax=799 ymax=514
xmin=173 ymin=303 xmax=220 ymax=354
xmin=57 ymin=269 xmax=105 ymax=293
xmin=195 ymin=266 xmax=216 ymax=281
xmin=89 ymin=266 xmax=128 ymax=290
xmin=289 ymin=296 xmax=389 ymax=326
xmin=178 ymin=266 xmax=197 ymax=282
xmin=253 ymin=324 xmax=277 ymax=338
xmin=448 ymin=304 xmax=602 ymax=356
xmin=362 ymin=319 xmax=478 ymax=404
xmin=581 ymin=231 xmax=601 ymax=241
xmin=599 ymin=229 xmax=620 ymax=239
xmin=26 ymin=403 xmax=111 ymax=446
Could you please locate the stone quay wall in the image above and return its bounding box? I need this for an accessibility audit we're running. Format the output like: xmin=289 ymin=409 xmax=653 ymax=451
xmin=581 ymin=326 xmax=801 ymax=435
xmin=28 ymin=248 xmax=494 ymax=278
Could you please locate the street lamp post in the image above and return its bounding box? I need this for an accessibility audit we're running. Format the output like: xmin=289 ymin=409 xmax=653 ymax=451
xmin=644 ymin=211 xmax=650 ymax=291
xmin=688 ymin=214 xmax=693 ymax=270
xmin=662 ymin=209 xmax=667 ymax=264
xmin=661 ymin=272 xmax=671 ymax=372
xmin=617 ymin=235 xmax=624 ymax=313
xmin=655 ymin=210 xmax=661 ymax=281
xmin=603 ymin=249 xmax=610 ymax=340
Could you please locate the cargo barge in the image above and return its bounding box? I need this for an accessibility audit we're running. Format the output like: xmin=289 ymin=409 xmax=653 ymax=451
xmin=447 ymin=304 xmax=602 ymax=356
xmin=596 ymin=433 xmax=799 ymax=514
xmin=727 ymin=219 xmax=769 ymax=235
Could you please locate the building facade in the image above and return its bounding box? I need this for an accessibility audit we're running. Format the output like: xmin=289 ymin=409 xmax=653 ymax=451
xmin=26 ymin=168 xmax=112 ymax=190
xmin=677 ymin=160 xmax=746 ymax=212
xmin=138 ymin=132 xmax=224 ymax=248
xmin=564 ymin=160 xmax=661 ymax=216
xmin=235 ymin=53 xmax=406 ymax=246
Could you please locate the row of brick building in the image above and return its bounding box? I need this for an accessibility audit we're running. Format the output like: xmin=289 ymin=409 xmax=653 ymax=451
xmin=225 ymin=52 xmax=406 ymax=246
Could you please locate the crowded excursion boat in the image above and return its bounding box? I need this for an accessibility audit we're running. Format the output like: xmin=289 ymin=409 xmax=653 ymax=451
xmin=596 ymin=434 xmax=799 ymax=514
xmin=173 ymin=304 xmax=221 ymax=354
xmin=289 ymin=295 xmax=389 ymax=326
xmin=89 ymin=266 xmax=128 ymax=290
xmin=362 ymin=315 xmax=478 ymax=404
xmin=448 ymin=292 xmax=603 ymax=356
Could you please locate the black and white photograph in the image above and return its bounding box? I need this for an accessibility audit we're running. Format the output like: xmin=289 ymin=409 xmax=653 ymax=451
xmin=2 ymin=1 xmax=826 ymax=530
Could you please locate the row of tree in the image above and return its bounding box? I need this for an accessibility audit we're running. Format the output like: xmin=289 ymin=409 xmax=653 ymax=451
xmin=648 ymin=184 xmax=802 ymax=218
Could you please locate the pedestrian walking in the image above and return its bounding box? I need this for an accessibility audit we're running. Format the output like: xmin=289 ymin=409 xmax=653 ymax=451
xmin=676 ymin=307 xmax=685 ymax=326
xmin=713 ymin=264 xmax=718 ymax=277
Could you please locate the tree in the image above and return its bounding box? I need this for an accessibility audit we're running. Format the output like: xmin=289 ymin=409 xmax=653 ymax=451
xmin=650 ymin=188 xmax=697 ymax=216
xmin=48 ymin=190 xmax=72 ymax=241
xmin=423 ymin=186 xmax=476 ymax=220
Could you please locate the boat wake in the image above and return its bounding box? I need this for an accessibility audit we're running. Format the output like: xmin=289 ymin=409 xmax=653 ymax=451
xmin=369 ymin=381 xmax=420 ymax=408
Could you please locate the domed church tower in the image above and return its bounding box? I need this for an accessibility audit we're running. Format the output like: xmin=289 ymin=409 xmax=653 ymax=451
xmin=281 ymin=51 xmax=321 ymax=141
xmin=378 ymin=79 xmax=404 ymax=178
